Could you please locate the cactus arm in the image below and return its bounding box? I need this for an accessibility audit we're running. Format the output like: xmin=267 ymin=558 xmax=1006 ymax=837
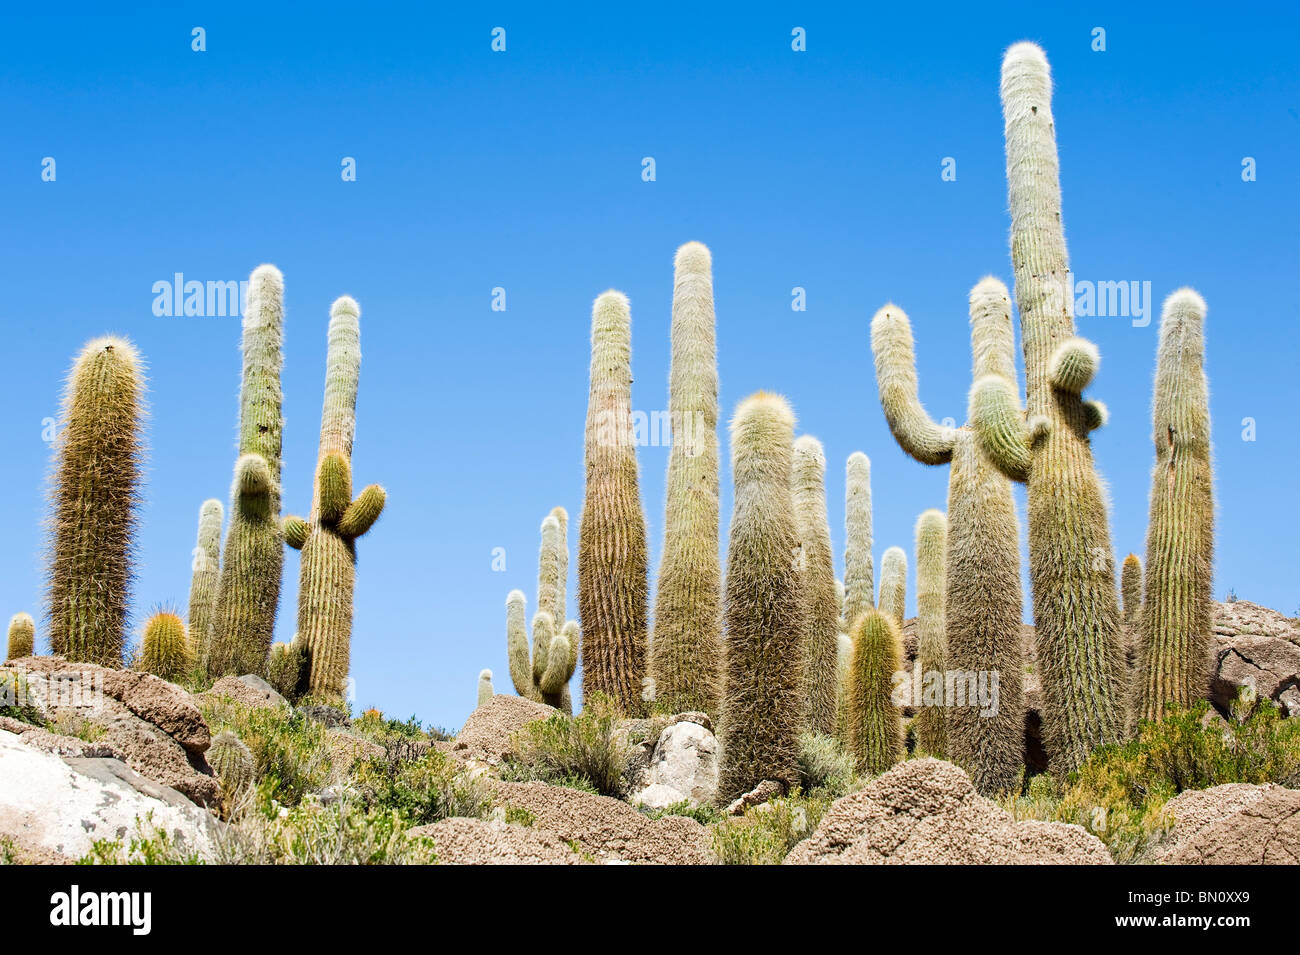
xmin=317 ymin=453 xmax=352 ymax=524
xmin=870 ymin=304 xmax=957 ymax=465
xmin=969 ymin=375 xmax=1033 ymax=481
xmin=538 ymin=633 xmax=572 ymax=695
xmin=558 ymin=621 xmax=580 ymax=679
xmin=1048 ymin=337 xmax=1099 ymax=393
xmin=1083 ymin=399 xmax=1108 ymax=432
xmin=530 ymin=612 xmax=554 ymax=684
xmin=282 ymin=515 xmax=308 ymax=550
xmin=338 ymin=485 xmax=385 ymax=538
xmin=505 ymin=590 xmax=535 ymax=698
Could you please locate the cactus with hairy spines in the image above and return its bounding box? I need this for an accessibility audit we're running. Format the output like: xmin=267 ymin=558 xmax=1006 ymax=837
xmin=847 ymin=610 xmax=904 ymax=776
xmin=578 ymin=290 xmax=649 ymax=715
xmin=964 ymin=43 xmax=1127 ymax=774
xmin=187 ymin=499 xmax=223 ymax=665
xmin=282 ymin=296 xmax=386 ymax=702
xmin=835 ymin=630 xmax=853 ymax=741
xmin=266 ymin=637 xmax=309 ymax=701
xmin=477 ymin=669 xmax=494 ymax=708
xmin=877 ymin=547 xmax=907 ymax=631
xmin=6 ymin=613 xmax=35 ymax=661
xmin=208 ymin=729 xmax=254 ymax=798
xmin=1121 ymin=554 xmax=1143 ymax=627
xmin=913 ymin=509 xmax=948 ymax=757
xmin=506 ymin=508 xmax=580 ymax=712
xmin=716 ymin=392 xmax=806 ymax=803
xmin=209 ymin=266 xmax=285 ymax=679
xmin=47 ymin=336 xmax=145 ymax=668
xmin=139 ymin=612 xmax=190 ymax=682
xmin=843 ymin=452 xmax=875 ymax=630
xmin=650 ymin=242 xmax=723 ymax=716
xmin=792 ymin=435 xmax=839 ymax=735
xmin=1137 ymin=289 xmax=1214 ymax=723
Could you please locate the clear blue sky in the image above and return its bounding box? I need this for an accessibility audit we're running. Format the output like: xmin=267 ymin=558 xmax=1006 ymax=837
xmin=2 ymin=3 xmax=1296 ymax=732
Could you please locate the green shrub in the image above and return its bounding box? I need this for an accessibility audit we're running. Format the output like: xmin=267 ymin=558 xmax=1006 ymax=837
xmin=797 ymin=733 xmax=857 ymax=798
xmin=710 ymin=791 xmax=832 ymax=865
xmin=351 ymin=749 xmax=492 ymax=826
xmin=503 ymin=806 xmax=536 ymax=827
xmin=199 ymin=697 xmax=331 ymax=805
xmin=77 ymin=815 xmax=206 ymax=865
xmin=508 ymin=693 xmax=630 ymax=797
xmin=0 ymin=671 xmax=43 ymax=725
xmin=641 ymin=801 xmax=724 ymax=826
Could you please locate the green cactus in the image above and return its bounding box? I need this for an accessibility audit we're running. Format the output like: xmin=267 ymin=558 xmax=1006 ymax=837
xmin=649 ymin=242 xmax=723 ymax=716
xmin=966 ymin=43 xmax=1127 ymax=774
xmin=208 ymin=729 xmax=254 ymax=799
xmin=1137 ymin=290 xmax=1214 ymax=723
xmin=283 ymin=296 xmax=386 ymax=702
xmin=843 ymin=452 xmax=875 ymax=630
xmin=209 ymin=265 xmax=286 ymax=678
xmin=47 ymin=336 xmax=145 ymax=668
xmin=187 ymin=499 xmax=223 ymax=667
xmin=716 ymin=392 xmax=806 ymax=803
xmin=477 ymin=668 xmax=494 ymax=708
xmin=870 ymin=278 xmax=1026 ymax=793
xmin=139 ymin=612 xmax=190 ymax=682
xmin=578 ymin=291 xmax=649 ymax=715
xmin=792 ymin=435 xmax=839 ymax=736
xmin=507 ymin=508 xmax=579 ymax=712
xmin=1121 ymin=554 xmax=1143 ymax=627
xmin=266 ymin=638 xmax=309 ymax=701
xmin=913 ymin=509 xmax=948 ymax=757
xmin=6 ymin=613 xmax=35 ymax=661
xmin=847 ymin=610 xmax=904 ymax=776
xmin=877 ymin=546 xmax=907 ymax=631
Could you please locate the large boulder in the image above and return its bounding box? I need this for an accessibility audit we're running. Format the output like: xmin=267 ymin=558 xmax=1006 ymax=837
xmin=201 ymin=674 xmax=289 ymax=711
xmin=452 ymin=694 xmax=556 ymax=765
xmin=1155 ymin=783 xmax=1300 ymax=864
xmin=630 ymin=718 xmax=719 ymax=810
xmin=784 ymin=758 xmax=1111 ymax=865
xmin=1210 ymin=601 xmax=1300 ymax=715
xmin=409 ymin=816 xmax=587 ymax=864
xmin=0 ymin=729 xmax=220 ymax=861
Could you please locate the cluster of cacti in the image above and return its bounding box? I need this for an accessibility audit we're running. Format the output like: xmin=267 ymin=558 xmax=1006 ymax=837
xmin=208 ymin=729 xmax=255 ymax=799
xmin=846 ymin=609 xmax=904 ymax=775
xmin=138 ymin=611 xmax=190 ymax=681
xmin=792 ymin=436 xmax=840 ymax=735
xmin=913 ymin=509 xmax=948 ymax=757
xmin=877 ymin=546 xmax=907 ymax=632
xmin=6 ymin=613 xmax=35 ymax=661
xmin=578 ymin=291 xmax=649 ymax=715
xmin=477 ymin=669 xmax=494 ymax=707
xmin=1136 ymin=290 xmax=1214 ymax=723
xmin=266 ymin=637 xmax=310 ymax=701
xmin=47 ymin=336 xmax=145 ymax=668
xmin=284 ymin=296 xmax=386 ymax=702
xmin=208 ymin=265 xmax=286 ymax=679
xmin=649 ymin=242 xmax=723 ymax=716
xmin=507 ymin=507 xmax=579 ymax=712
xmin=187 ymin=499 xmax=223 ymax=666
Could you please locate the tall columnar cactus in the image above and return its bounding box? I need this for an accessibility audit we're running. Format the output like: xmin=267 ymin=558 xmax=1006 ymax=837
xmin=139 ymin=612 xmax=190 ymax=682
xmin=835 ymin=628 xmax=854 ymax=741
xmin=507 ymin=508 xmax=579 ymax=712
xmin=1137 ymin=290 xmax=1214 ymax=723
xmin=650 ymin=242 xmax=723 ymax=716
xmin=187 ymin=499 xmax=223 ymax=665
xmin=47 ymin=336 xmax=145 ymax=668
xmin=7 ymin=613 xmax=35 ymax=661
xmin=877 ymin=547 xmax=907 ymax=631
xmin=717 ymin=393 xmax=806 ymax=802
xmin=283 ymin=296 xmax=386 ymax=701
xmin=913 ymin=509 xmax=948 ymax=757
xmin=792 ymin=435 xmax=839 ymax=735
xmin=847 ymin=610 xmax=904 ymax=776
xmin=1121 ymin=554 xmax=1143 ymax=627
xmin=578 ymin=291 xmax=649 ymax=715
xmin=871 ymin=278 xmax=1025 ymax=793
xmin=967 ymin=43 xmax=1126 ymax=774
xmin=843 ymin=452 xmax=874 ymax=629
xmin=477 ymin=669 xmax=494 ymax=708
xmin=209 ymin=265 xmax=285 ymax=678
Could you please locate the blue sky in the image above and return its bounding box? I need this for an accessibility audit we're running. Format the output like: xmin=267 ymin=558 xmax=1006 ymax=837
xmin=2 ymin=3 xmax=1296 ymax=731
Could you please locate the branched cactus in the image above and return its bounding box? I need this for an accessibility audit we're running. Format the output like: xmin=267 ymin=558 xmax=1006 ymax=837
xmin=283 ymin=296 xmax=386 ymax=701
xmin=966 ymin=43 xmax=1127 ymax=774
xmin=792 ymin=435 xmax=839 ymax=735
xmin=477 ymin=669 xmax=494 ymax=708
xmin=209 ymin=265 xmax=285 ymax=678
xmin=208 ymin=729 xmax=254 ymax=799
xmin=877 ymin=546 xmax=907 ymax=631
xmin=6 ymin=613 xmax=35 ymax=661
xmin=717 ymin=393 xmax=806 ymax=803
xmin=913 ymin=509 xmax=948 ymax=757
xmin=650 ymin=242 xmax=723 ymax=716
xmin=843 ymin=452 xmax=875 ymax=629
xmin=1137 ymin=290 xmax=1213 ymax=722
xmin=139 ymin=611 xmax=189 ymax=682
xmin=266 ymin=638 xmax=309 ymax=701
xmin=187 ymin=499 xmax=223 ymax=667
xmin=870 ymin=278 xmax=1026 ymax=793
xmin=507 ymin=508 xmax=579 ymax=712
xmin=47 ymin=336 xmax=145 ymax=667
xmin=847 ymin=610 xmax=904 ymax=776
xmin=578 ymin=291 xmax=649 ymax=715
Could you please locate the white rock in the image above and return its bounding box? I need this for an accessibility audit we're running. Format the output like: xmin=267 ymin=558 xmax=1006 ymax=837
xmin=631 ymin=720 xmax=718 ymax=809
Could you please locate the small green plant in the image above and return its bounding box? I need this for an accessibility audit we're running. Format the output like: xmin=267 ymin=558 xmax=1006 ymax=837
xmin=641 ymin=800 xmax=725 ymax=826
xmin=77 ymin=815 xmax=206 ymax=865
xmin=710 ymin=791 xmax=832 ymax=865
xmin=50 ymin=710 xmax=106 ymax=743
xmin=199 ymin=697 xmax=331 ymax=805
xmin=352 ymin=748 xmax=491 ymax=826
xmin=503 ymin=805 xmax=536 ymax=827
xmin=509 ymin=693 xmax=630 ymax=797
xmin=796 ymin=732 xmax=857 ymax=798
xmin=0 ymin=671 xmax=43 ymax=725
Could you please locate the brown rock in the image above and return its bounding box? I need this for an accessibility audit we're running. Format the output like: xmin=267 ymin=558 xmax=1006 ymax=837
xmin=1156 ymin=783 xmax=1300 ymax=864
xmin=452 ymin=695 xmax=556 ymax=765
xmin=201 ymin=674 xmax=289 ymax=713
xmin=408 ymin=817 xmax=587 ymax=865
xmin=725 ymin=779 xmax=783 ymax=815
xmin=325 ymin=729 xmax=385 ymax=770
xmin=0 ymin=716 xmax=117 ymax=759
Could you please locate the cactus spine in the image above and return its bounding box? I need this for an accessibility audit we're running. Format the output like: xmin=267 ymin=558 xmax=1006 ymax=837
xmin=1137 ymin=290 xmax=1213 ymax=722
xmin=139 ymin=612 xmax=190 ymax=682
xmin=717 ymin=393 xmax=806 ymax=802
xmin=209 ymin=265 xmax=285 ymax=678
xmin=968 ymin=44 xmax=1126 ymax=774
xmin=792 ymin=435 xmax=839 ymax=735
xmin=283 ymin=296 xmax=386 ymax=701
xmin=913 ymin=509 xmax=948 ymax=757
xmin=843 ymin=452 xmax=875 ymax=629
xmin=187 ymin=499 xmax=223 ymax=665
xmin=847 ymin=610 xmax=904 ymax=775
xmin=477 ymin=669 xmax=494 ymax=708
xmin=1121 ymin=554 xmax=1143 ymax=627
xmin=208 ymin=729 xmax=254 ymax=798
xmin=506 ymin=508 xmax=579 ymax=712
xmin=7 ymin=613 xmax=35 ymax=661
xmin=650 ymin=242 xmax=723 ymax=716
xmin=47 ymin=336 xmax=145 ymax=668
xmin=877 ymin=547 xmax=907 ymax=631
xmin=578 ymin=291 xmax=649 ymax=714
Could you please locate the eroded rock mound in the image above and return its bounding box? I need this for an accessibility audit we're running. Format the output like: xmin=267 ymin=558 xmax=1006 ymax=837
xmin=453 ymin=694 xmax=555 ymax=765
xmin=1156 ymin=782 xmax=1300 ymax=864
xmin=202 ymin=674 xmax=289 ymax=711
xmin=1211 ymin=601 xmax=1300 ymax=715
xmin=409 ymin=816 xmax=587 ymax=865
